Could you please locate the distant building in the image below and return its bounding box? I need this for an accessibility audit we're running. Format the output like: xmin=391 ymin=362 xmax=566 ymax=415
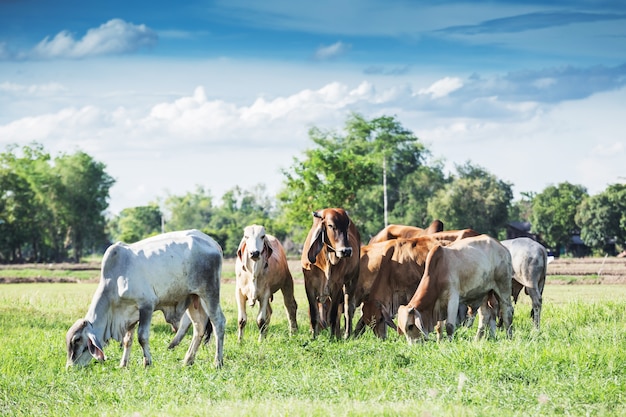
xmin=505 ymin=221 xmax=591 ymax=257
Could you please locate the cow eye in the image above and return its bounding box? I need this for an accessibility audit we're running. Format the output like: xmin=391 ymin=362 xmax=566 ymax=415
xmin=408 ymin=324 xmax=415 ymax=331
xmin=260 ymin=235 xmax=265 ymax=239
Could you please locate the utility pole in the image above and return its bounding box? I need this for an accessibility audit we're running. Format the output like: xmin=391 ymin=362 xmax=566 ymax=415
xmin=383 ymin=156 xmax=388 ymax=227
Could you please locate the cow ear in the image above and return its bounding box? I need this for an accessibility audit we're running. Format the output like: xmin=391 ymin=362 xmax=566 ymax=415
xmin=380 ymin=303 xmax=397 ymax=330
xmin=307 ymin=222 xmax=325 ymax=264
xmin=237 ymin=238 xmax=246 ymax=262
xmin=87 ymin=333 xmax=106 ymax=362
xmin=263 ymin=236 xmax=273 ymax=260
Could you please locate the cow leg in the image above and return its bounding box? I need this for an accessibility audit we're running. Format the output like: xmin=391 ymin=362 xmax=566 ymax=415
xmin=526 ymin=286 xmax=542 ymax=330
xmin=343 ymin=283 xmax=357 ymax=339
xmin=511 ymin=279 xmax=524 ymax=304
xmin=305 ymin=281 xmax=321 ymax=338
xmin=435 ymin=321 xmax=443 ymax=342
xmin=280 ymin=280 xmax=299 ymax=337
xmin=235 ymin=287 xmax=248 ymax=343
xmin=329 ymin=288 xmax=344 ymax=340
xmin=493 ymin=290 xmax=514 ymax=339
xmin=137 ymin=305 xmax=154 ymax=367
xmin=256 ymin=296 xmax=272 ymax=342
xmin=182 ymin=295 xmax=207 ymax=366
xmin=168 ymin=312 xmax=191 ymax=350
xmin=475 ymin=301 xmax=496 ymax=340
xmin=354 ymin=316 xmax=367 ymax=337
xmin=120 ymin=324 xmax=136 ymax=367
xmin=445 ymin=296 xmax=460 ymax=341
xmin=197 ymin=295 xmax=226 ymax=368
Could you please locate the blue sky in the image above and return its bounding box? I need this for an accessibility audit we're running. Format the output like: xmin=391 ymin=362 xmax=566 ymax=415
xmin=1 ymin=1 xmax=625 ymax=216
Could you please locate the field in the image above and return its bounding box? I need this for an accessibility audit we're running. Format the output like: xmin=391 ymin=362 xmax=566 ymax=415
xmin=1 ymin=259 xmax=625 ymax=416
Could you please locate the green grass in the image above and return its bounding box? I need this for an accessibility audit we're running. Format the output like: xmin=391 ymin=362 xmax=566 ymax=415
xmin=1 ymin=283 xmax=625 ymax=416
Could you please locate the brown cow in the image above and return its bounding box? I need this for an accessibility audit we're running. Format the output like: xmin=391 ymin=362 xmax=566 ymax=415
xmin=354 ymin=229 xmax=479 ymax=338
xmin=302 ymin=208 xmax=361 ymax=339
xmin=354 ymin=235 xmax=442 ymax=339
xmin=367 ymin=220 xmax=444 ymax=244
xmin=397 ymin=234 xmax=514 ymax=344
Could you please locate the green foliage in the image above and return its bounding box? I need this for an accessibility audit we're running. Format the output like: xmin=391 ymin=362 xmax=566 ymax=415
xmin=531 ymin=182 xmax=588 ymax=251
xmin=279 ymin=113 xmax=439 ymax=239
xmin=576 ymin=183 xmax=626 ymax=254
xmin=1 ymin=283 xmax=625 ymax=416
xmin=0 ymin=143 xmax=114 ymax=262
xmin=163 ymin=185 xmax=214 ymax=232
xmin=428 ymin=162 xmax=513 ymax=237
xmin=108 ymin=205 xmax=163 ymax=243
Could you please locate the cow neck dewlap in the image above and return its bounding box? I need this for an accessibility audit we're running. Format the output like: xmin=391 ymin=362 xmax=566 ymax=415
xmin=86 ymin=278 xmax=138 ymax=344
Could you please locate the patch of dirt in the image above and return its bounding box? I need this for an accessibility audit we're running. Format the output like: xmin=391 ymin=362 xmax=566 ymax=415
xmin=547 ymin=257 xmax=626 ymax=284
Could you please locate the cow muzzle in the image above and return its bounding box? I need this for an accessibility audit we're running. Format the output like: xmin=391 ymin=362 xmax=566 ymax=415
xmin=337 ymin=247 xmax=352 ymax=258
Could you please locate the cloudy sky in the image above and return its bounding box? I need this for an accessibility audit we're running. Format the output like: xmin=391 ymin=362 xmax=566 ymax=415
xmin=1 ymin=1 xmax=625 ymax=216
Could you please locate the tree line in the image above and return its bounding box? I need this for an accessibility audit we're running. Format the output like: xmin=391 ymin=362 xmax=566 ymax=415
xmin=1 ymin=114 xmax=624 ymax=262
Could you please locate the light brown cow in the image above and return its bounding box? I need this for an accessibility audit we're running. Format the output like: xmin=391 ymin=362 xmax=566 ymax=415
xmin=367 ymin=220 xmax=444 ymax=244
xmin=235 ymin=224 xmax=298 ymax=342
xmin=302 ymin=208 xmax=360 ymax=339
xmin=354 ymin=229 xmax=480 ymax=338
xmin=397 ymin=234 xmax=514 ymax=344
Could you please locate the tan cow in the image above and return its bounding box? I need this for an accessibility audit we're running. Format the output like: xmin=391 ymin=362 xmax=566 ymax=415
xmin=235 ymin=224 xmax=298 ymax=342
xmin=354 ymin=229 xmax=480 ymax=338
xmin=367 ymin=220 xmax=444 ymax=244
xmin=302 ymin=208 xmax=360 ymax=339
xmin=397 ymin=234 xmax=514 ymax=344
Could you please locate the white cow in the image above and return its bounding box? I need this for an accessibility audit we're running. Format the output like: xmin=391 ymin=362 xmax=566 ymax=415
xmin=235 ymin=224 xmax=298 ymax=342
xmin=66 ymin=230 xmax=226 ymax=369
xmin=501 ymin=237 xmax=547 ymax=330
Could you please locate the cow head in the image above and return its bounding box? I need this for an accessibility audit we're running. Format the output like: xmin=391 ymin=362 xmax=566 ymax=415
xmin=237 ymin=224 xmax=273 ymax=304
xmin=307 ymin=208 xmax=354 ymax=265
xmin=396 ymin=305 xmax=427 ymax=345
xmin=66 ymin=318 xmax=106 ymax=368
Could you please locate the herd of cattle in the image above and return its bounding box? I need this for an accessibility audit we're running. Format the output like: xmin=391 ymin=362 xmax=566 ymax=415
xmin=66 ymin=208 xmax=548 ymax=369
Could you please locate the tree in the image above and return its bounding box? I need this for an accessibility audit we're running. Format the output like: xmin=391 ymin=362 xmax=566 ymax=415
xmin=279 ymin=113 xmax=436 ymax=240
xmin=531 ymin=182 xmax=588 ymax=254
xmin=162 ymin=185 xmax=214 ymax=232
xmin=427 ymin=162 xmax=513 ymax=237
xmin=0 ymin=143 xmax=114 ymax=262
xmin=108 ymin=205 xmax=163 ymax=243
xmin=53 ymin=151 xmax=115 ymax=261
xmin=509 ymin=191 xmax=536 ymax=223
xmin=209 ymin=185 xmax=276 ymax=256
xmin=576 ymin=183 xmax=626 ymax=255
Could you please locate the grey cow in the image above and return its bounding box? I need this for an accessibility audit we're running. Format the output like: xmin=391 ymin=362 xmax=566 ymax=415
xmin=66 ymin=229 xmax=226 ymax=369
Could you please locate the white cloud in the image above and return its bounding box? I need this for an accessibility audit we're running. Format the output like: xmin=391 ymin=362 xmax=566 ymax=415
xmin=314 ymin=41 xmax=351 ymax=60
xmin=0 ymin=82 xmax=66 ymax=95
xmin=592 ymin=142 xmax=624 ymax=157
xmin=30 ymin=19 xmax=157 ymax=59
xmin=418 ymin=77 xmax=464 ymax=98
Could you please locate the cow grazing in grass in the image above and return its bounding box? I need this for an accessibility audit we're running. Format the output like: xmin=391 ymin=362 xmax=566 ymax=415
xmin=501 ymin=237 xmax=547 ymax=330
xmin=354 ymin=235 xmax=442 ymax=339
xmin=234 ymin=224 xmax=298 ymax=341
xmin=367 ymin=220 xmax=444 ymax=244
xmin=302 ymin=208 xmax=360 ymax=339
xmin=397 ymin=234 xmax=514 ymax=344
xmin=66 ymin=230 xmax=226 ymax=369
xmin=354 ymin=229 xmax=480 ymax=338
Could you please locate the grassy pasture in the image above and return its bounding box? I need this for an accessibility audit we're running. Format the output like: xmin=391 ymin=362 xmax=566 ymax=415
xmin=1 ymin=280 xmax=625 ymax=417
